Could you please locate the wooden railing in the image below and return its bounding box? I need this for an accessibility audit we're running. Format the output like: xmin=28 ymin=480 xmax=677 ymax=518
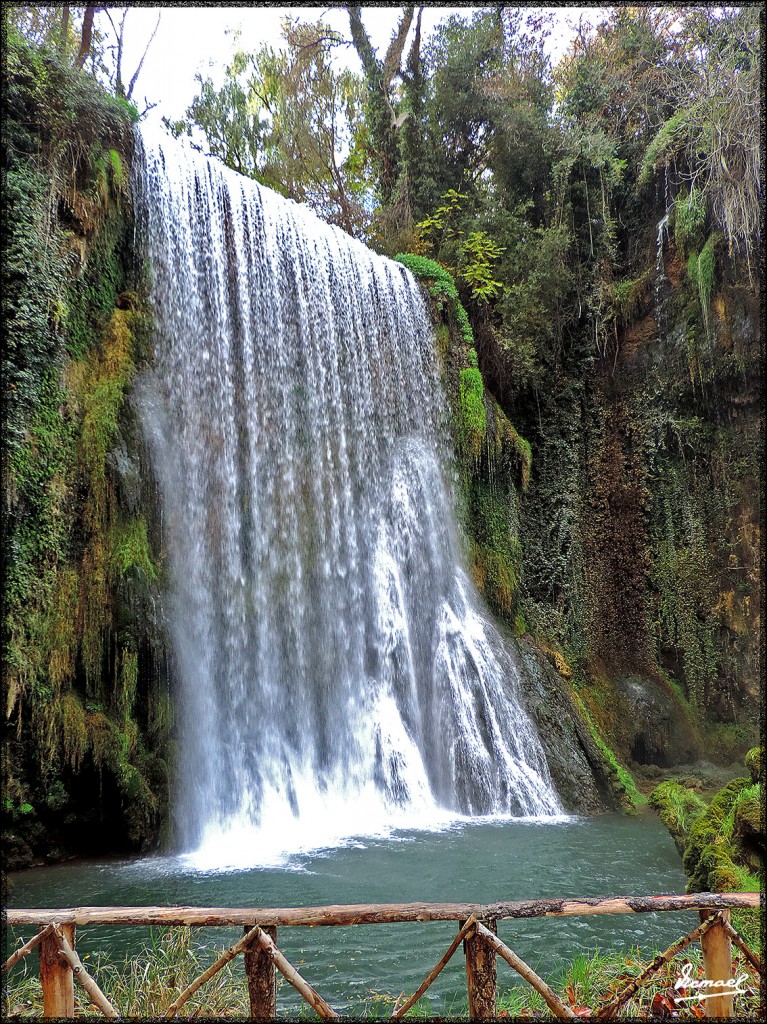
xmin=4 ymin=892 xmax=762 ymax=1020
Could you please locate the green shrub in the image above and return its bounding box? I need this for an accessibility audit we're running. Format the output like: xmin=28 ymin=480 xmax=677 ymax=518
xmin=394 ymin=253 xmax=474 ymax=347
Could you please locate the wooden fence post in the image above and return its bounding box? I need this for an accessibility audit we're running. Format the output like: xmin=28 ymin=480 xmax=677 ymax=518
xmin=464 ymin=917 xmax=496 ymax=1020
xmin=39 ymin=922 xmax=75 ymax=1019
xmin=700 ymin=909 xmax=733 ymax=1018
xmin=244 ymin=924 xmax=277 ymax=1020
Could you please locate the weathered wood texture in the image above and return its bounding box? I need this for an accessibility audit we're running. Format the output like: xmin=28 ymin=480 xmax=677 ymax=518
xmin=721 ymin=916 xmax=762 ymax=975
xmin=391 ymin=916 xmax=477 ymax=1019
xmin=7 ymin=892 xmax=760 ymax=928
xmin=253 ymin=926 xmax=338 ymax=1020
xmin=475 ymin=922 xmax=576 ymax=1020
xmin=594 ymin=912 xmax=721 ymax=1020
xmin=3 ymin=924 xmax=54 ymax=973
xmin=465 ymin=918 xmax=496 ymax=1020
xmin=700 ymin=909 xmax=733 ymax=1018
xmin=244 ymin=923 xmax=276 ymax=1020
xmin=39 ymin=922 xmax=75 ymax=1019
xmin=53 ymin=926 xmax=120 ymax=1019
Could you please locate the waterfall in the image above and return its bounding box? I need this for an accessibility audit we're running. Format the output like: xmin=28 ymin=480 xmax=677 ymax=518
xmin=133 ymin=126 xmax=561 ymax=867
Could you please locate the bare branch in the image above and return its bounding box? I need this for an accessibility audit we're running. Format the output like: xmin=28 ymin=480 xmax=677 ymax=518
xmin=383 ymin=6 xmax=414 ymax=89
xmin=127 ymin=10 xmax=161 ymax=100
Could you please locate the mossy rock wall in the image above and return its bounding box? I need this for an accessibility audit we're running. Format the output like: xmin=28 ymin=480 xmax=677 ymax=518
xmin=471 ymin=181 xmax=761 ymax=775
xmin=2 ymin=37 xmax=170 ymax=868
xmin=652 ymin=749 xmax=764 ymax=894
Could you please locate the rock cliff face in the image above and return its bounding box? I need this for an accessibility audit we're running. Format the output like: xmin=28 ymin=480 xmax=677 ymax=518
xmin=449 ymin=194 xmax=761 ymax=789
xmin=3 ymin=35 xmax=761 ymax=866
xmin=3 ymin=39 xmax=170 ymax=869
xmin=407 ymin=145 xmax=761 ymax=801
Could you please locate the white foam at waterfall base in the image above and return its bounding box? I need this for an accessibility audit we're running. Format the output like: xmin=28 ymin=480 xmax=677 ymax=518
xmin=134 ymin=124 xmax=563 ymax=868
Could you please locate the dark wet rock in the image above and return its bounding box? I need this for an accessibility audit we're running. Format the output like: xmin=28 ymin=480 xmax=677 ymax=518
xmin=2 ymin=831 xmax=36 ymax=872
xmin=733 ymin=790 xmax=764 ymax=872
xmin=107 ymin=435 xmax=142 ymax=515
xmin=515 ymin=641 xmax=619 ymax=813
xmin=612 ymin=674 xmax=700 ymax=767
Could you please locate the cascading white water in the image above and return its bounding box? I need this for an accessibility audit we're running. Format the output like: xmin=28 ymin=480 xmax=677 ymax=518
xmin=133 ymin=126 xmax=562 ymax=867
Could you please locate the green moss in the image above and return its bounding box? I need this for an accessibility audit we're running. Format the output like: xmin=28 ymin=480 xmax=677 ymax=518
xmin=60 ymin=692 xmax=88 ymax=772
xmin=484 ymin=402 xmax=532 ymax=492
xmin=707 ymin=858 xmax=739 ymax=892
xmin=47 ymin=567 xmax=80 ymax=687
xmin=687 ymin=250 xmax=698 ymax=288
xmin=472 ymin=543 xmax=519 ymax=618
xmin=435 ymin=324 xmax=450 ymax=367
xmin=731 ymin=782 xmax=763 ymax=867
xmin=513 ymin=610 xmax=528 ymax=635
xmin=574 ymin=695 xmax=645 ymax=813
xmin=745 ymin=747 xmax=764 ymax=784
xmin=118 ymin=647 xmax=139 ymax=717
xmin=649 ymin=781 xmax=707 ymax=855
xmin=613 ymin=268 xmax=652 ymax=323
xmin=511 ymin=431 xmax=532 ymax=491
xmin=394 ymin=253 xmax=474 ymax=347
xmin=110 ymin=518 xmax=158 ymax=582
xmin=458 ymin=366 xmax=486 ymax=458
xmin=683 ymin=777 xmax=751 ymax=891
xmin=731 ymin=866 xmax=762 ymax=893
xmin=696 ymin=233 xmax=716 ymax=331
xmin=674 ymin=186 xmax=706 ymax=254
xmin=108 ymin=148 xmax=124 ymax=190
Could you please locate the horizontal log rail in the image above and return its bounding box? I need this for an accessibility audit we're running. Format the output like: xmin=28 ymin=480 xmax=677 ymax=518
xmin=4 ymin=892 xmax=762 ymax=1021
xmin=5 ymin=891 xmax=760 ymax=928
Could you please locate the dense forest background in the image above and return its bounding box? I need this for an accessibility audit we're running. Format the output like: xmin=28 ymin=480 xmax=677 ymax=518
xmin=2 ymin=6 xmax=762 ymax=872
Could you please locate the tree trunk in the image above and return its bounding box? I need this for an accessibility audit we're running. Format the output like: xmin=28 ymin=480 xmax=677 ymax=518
xmin=59 ymin=6 xmax=70 ymax=54
xmin=76 ymin=6 xmax=97 ymax=69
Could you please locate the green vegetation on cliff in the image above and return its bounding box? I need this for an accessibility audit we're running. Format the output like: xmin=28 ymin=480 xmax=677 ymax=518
xmin=4 ymin=4 xmax=761 ymax=858
xmin=2 ymin=33 xmax=169 ymax=867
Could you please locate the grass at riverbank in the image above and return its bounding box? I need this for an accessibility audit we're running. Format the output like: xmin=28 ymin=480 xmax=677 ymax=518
xmin=4 ymin=917 xmax=763 ymax=1020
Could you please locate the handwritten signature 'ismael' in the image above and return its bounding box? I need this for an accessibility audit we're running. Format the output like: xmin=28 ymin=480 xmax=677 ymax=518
xmin=674 ymin=961 xmax=749 ymax=1002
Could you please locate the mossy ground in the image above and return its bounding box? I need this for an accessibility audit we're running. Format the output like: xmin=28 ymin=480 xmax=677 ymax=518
xmin=651 ymin=748 xmax=764 ymax=897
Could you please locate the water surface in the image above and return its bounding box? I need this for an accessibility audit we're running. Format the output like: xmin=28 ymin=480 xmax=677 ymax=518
xmin=8 ymin=813 xmax=693 ymax=1015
